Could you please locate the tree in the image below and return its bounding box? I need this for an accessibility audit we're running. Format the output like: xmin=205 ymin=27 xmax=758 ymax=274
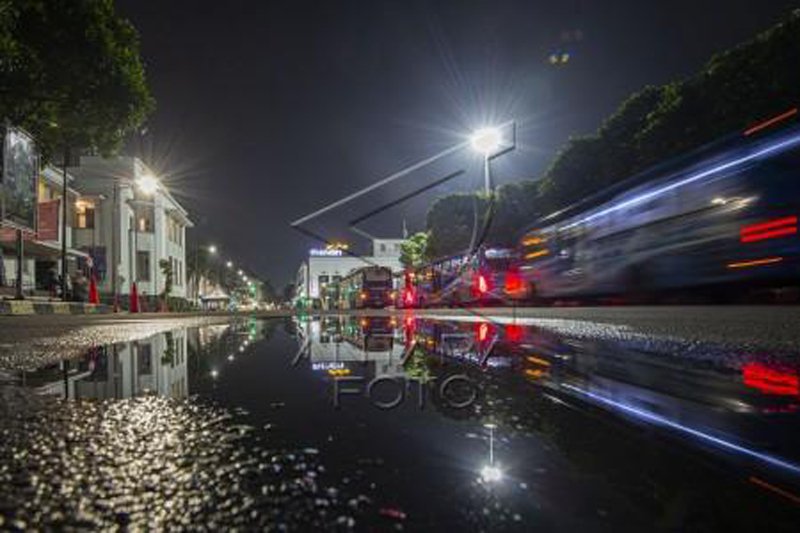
xmin=425 ymin=193 xmax=490 ymax=259
xmin=260 ymin=279 xmax=277 ymax=303
xmin=158 ymin=258 xmax=173 ymax=299
xmin=0 ymin=0 xmax=154 ymax=158
xmin=281 ymin=283 xmax=295 ymax=303
xmin=399 ymin=232 xmax=429 ymax=269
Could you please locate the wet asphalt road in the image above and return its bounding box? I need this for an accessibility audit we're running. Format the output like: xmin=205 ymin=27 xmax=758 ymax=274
xmin=2 ymin=306 xmax=798 ymax=371
xmin=1 ymin=307 xmax=799 ymax=530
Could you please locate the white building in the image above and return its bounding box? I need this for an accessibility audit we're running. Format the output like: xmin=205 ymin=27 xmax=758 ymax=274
xmin=69 ymin=156 xmax=193 ymax=303
xmin=294 ymin=238 xmax=404 ymax=306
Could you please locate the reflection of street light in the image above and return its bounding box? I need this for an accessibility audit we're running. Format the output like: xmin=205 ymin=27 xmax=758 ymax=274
xmin=480 ymin=464 xmax=503 ymax=483
xmin=480 ymin=422 xmax=503 ymax=483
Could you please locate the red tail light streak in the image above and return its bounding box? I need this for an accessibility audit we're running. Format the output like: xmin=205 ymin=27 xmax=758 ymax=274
xmin=742 ymin=363 xmax=800 ymax=396
xmin=727 ymin=257 xmax=784 ymax=269
xmin=740 ymin=216 xmax=797 ymax=243
xmin=743 ymin=107 xmax=798 ymax=136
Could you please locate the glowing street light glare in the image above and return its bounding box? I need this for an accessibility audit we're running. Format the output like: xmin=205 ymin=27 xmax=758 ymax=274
xmin=480 ymin=464 xmax=503 ymax=483
xmin=471 ymin=127 xmax=502 ymax=155
xmin=136 ymin=174 xmax=160 ymax=195
xmin=237 ymin=269 xmax=243 ymax=276
xmin=208 ymin=245 xmax=218 ymax=254
xmin=226 ymin=260 xmax=233 ymax=268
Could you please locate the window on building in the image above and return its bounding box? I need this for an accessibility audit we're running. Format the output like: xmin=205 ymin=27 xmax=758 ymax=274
xmin=136 ymin=207 xmax=154 ymax=233
xmin=136 ymin=251 xmax=150 ymax=281
xmin=138 ymin=216 xmax=151 ymax=232
xmin=75 ymin=201 xmax=95 ymax=229
xmin=137 ymin=343 xmax=152 ymax=375
xmin=380 ymin=243 xmax=386 ymax=252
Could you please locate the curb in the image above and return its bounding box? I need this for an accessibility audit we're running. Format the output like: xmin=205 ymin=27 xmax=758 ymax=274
xmin=0 ymin=300 xmax=113 ymax=316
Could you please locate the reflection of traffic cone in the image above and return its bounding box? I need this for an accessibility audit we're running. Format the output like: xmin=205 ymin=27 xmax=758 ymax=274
xmin=130 ymin=282 xmax=139 ymax=313
xmin=88 ymin=274 xmax=99 ymax=305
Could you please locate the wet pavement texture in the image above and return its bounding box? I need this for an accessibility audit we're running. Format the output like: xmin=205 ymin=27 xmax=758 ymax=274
xmin=1 ymin=311 xmax=800 ymax=530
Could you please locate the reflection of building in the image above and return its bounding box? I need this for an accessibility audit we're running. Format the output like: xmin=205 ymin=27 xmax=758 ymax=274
xmin=36 ymin=330 xmax=189 ymax=400
xmin=294 ymin=238 xmax=404 ymax=307
xmin=295 ymin=316 xmax=407 ymax=378
xmin=69 ymin=156 xmax=193 ymax=301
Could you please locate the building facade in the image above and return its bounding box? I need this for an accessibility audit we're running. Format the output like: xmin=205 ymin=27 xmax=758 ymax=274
xmin=1 ymin=164 xmax=87 ymax=297
xmin=69 ymin=156 xmax=193 ymax=303
xmin=294 ymin=238 xmax=404 ymax=306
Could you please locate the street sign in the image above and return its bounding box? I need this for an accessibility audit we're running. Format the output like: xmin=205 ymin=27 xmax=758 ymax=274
xmin=1 ymin=125 xmax=39 ymax=232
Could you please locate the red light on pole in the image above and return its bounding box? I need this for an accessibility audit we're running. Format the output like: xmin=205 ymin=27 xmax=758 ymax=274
xmin=505 ymin=324 xmax=524 ymax=343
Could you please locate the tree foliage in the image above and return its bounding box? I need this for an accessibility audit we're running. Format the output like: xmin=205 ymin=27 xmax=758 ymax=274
xmin=0 ymin=0 xmax=154 ymax=158
xmin=425 ymin=193 xmax=490 ymax=258
xmin=424 ymin=9 xmax=800 ymax=256
xmin=158 ymin=258 xmax=173 ymax=299
xmin=399 ymin=231 xmax=429 ymax=269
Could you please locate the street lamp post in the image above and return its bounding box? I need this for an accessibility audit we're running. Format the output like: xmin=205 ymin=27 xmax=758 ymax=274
xmin=60 ymin=148 xmax=69 ymax=300
xmin=127 ymin=175 xmax=160 ymax=312
xmin=193 ymin=243 xmax=217 ymax=306
xmin=470 ymin=127 xmax=503 ymax=194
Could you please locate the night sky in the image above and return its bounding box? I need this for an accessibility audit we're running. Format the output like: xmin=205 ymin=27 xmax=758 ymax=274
xmin=116 ymin=0 xmax=799 ymax=287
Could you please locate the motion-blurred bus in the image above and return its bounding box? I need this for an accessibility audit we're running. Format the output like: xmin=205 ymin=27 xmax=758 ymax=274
xmin=401 ymin=246 xmax=524 ymax=307
xmin=518 ymin=117 xmax=800 ymax=303
xmin=337 ymin=266 xmax=394 ymax=309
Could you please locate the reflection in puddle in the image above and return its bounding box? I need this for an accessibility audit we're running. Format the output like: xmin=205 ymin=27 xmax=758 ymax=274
xmin=3 ymin=314 xmax=800 ymax=530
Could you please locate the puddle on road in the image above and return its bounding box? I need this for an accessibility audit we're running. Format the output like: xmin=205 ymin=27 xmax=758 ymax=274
xmin=2 ymin=314 xmax=800 ymax=530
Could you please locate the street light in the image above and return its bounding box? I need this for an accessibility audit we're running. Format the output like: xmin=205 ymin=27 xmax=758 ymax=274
xmin=208 ymin=244 xmax=218 ymax=255
xmin=135 ymin=174 xmax=160 ymax=195
xmin=470 ymin=128 xmax=502 ymax=155
xmin=226 ymin=260 xmax=233 ymax=268
xmin=471 ymin=127 xmax=504 ymax=194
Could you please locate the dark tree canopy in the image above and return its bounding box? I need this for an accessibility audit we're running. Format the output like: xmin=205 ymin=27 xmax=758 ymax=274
xmin=425 ymin=8 xmax=800 ymax=259
xmin=0 ymin=0 xmax=154 ymax=158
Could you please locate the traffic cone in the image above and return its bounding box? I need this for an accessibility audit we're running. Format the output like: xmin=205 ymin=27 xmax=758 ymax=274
xmin=130 ymin=282 xmax=139 ymax=313
xmin=88 ymin=274 xmax=99 ymax=305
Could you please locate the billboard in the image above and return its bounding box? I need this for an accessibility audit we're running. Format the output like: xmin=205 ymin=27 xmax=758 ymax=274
xmin=1 ymin=126 xmax=39 ymax=231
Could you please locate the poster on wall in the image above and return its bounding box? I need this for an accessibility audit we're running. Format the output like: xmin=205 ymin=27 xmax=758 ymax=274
xmin=36 ymin=199 xmax=59 ymax=241
xmin=1 ymin=125 xmax=39 ymax=232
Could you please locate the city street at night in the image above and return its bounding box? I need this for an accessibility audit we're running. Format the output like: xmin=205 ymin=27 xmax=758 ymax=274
xmin=4 ymin=0 xmax=800 ymax=530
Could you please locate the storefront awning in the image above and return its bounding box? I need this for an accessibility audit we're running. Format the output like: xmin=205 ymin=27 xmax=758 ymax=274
xmin=0 ymin=238 xmax=89 ymax=260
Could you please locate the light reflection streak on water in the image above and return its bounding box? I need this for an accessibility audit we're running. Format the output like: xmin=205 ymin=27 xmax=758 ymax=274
xmin=562 ymin=383 xmax=800 ymax=476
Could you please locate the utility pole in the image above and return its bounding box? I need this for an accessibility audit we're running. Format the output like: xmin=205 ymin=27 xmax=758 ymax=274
xmin=60 ymin=147 xmax=69 ymax=300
